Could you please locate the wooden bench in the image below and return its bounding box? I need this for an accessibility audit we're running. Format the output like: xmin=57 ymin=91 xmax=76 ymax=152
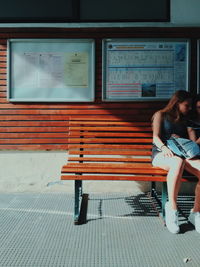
xmin=61 ymin=118 xmax=197 ymax=224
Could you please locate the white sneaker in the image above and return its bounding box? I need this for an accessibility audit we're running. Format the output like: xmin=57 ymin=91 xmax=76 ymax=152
xmin=188 ymin=211 xmax=200 ymax=233
xmin=165 ymin=202 xmax=180 ymax=234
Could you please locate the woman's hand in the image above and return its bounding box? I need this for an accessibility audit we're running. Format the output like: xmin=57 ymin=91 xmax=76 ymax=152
xmin=161 ymin=145 xmax=174 ymax=157
xmin=171 ymin=134 xmax=180 ymax=138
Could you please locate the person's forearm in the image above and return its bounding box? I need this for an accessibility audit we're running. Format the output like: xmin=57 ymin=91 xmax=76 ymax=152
xmin=188 ymin=127 xmax=197 ymax=142
xmin=196 ymin=137 xmax=200 ymax=145
xmin=153 ymin=136 xmax=166 ymax=150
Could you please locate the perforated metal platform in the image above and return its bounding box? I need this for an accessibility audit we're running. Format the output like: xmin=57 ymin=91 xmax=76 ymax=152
xmin=0 ymin=192 xmax=199 ymax=267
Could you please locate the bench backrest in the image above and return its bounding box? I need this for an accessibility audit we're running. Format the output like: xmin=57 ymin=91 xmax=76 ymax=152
xmin=68 ymin=120 xmax=153 ymax=164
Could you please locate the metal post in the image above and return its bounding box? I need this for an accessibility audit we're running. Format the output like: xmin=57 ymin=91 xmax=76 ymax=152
xmin=151 ymin=181 xmax=156 ymax=197
xmin=74 ymin=180 xmax=82 ymax=224
xmin=161 ymin=182 xmax=168 ymax=221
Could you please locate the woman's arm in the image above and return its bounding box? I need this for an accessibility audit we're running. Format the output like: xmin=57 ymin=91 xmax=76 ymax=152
xmin=187 ymin=127 xmax=197 ymax=142
xmin=152 ymin=111 xmax=174 ymax=157
xmin=188 ymin=127 xmax=200 ymax=144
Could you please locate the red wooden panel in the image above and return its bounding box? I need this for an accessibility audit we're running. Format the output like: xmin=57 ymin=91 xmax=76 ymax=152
xmin=0 ymin=140 xmax=68 ymax=144
xmin=0 ymin=91 xmax=6 ymax=97
xmin=0 ymin=69 xmax=6 ymax=74
xmin=0 ymin=98 xmax=9 ymax=103
xmin=0 ymin=44 xmax=7 ymax=50
xmin=0 ymin=144 xmax=68 ymax=150
xmin=0 ymin=133 xmax=67 ymax=138
xmin=0 ymin=52 xmax=6 ymax=57
xmin=0 ymin=102 xmax=163 ymax=109
xmin=0 ymin=127 xmax=68 ymax=132
xmin=0 ymin=109 xmax=153 ymax=115
xmin=0 ymin=64 xmax=6 ymax=69
xmin=0 ymin=74 xmax=6 ymax=80
xmin=0 ymin=86 xmax=6 ymax=91
xmin=0 ymin=121 xmax=69 ymax=126
xmin=0 ymin=115 xmax=70 ymax=120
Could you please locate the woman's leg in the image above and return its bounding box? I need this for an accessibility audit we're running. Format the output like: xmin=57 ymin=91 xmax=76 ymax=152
xmin=185 ymin=159 xmax=200 ymax=212
xmin=184 ymin=159 xmax=200 ymax=233
xmin=152 ymin=153 xmax=185 ymax=210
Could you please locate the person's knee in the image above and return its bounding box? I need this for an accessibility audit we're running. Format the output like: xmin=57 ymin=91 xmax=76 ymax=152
xmin=196 ymin=172 xmax=200 ymax=181
xmin=170 ymin=157 xmax=185 ymax=171
xmin=185 ymin=160 xmax=200 ymax=179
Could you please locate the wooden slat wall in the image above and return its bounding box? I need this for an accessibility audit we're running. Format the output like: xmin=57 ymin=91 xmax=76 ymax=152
xmin=0 ymin=27 xmax=200 ymax=150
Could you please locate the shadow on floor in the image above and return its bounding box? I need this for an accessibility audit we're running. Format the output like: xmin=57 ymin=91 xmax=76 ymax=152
xmin=85 ymin=193 xmax=196 ymax=232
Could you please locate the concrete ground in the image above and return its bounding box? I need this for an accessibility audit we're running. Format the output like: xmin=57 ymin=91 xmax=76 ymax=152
xmin=0 ymin=192 xmax=200 ymax=267
xmin=0 ymin=151 xmax=196 ymax=194
xmin=0 ymin=151 xmax=199 ymax=266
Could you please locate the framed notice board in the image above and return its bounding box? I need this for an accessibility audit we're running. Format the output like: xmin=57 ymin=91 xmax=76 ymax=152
xmin=8 ymin=39 xmax=95 ymax=102
xmin=102 ymin=39 xmax=190 ymax=101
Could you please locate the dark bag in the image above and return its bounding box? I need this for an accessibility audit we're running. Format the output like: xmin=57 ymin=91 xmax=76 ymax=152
xmin=167 ymin=137 xmax=200 ymax=159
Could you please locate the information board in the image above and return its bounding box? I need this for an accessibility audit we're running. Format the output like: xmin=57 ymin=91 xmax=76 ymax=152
xmin=8 ymin=39 xmax=95 ymax=102
xmin=102 ymin=39 xmax=189 ymax=101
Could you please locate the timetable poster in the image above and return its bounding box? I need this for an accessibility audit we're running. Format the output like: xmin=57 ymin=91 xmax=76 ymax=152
xmin=13 ymin=52 xmax=89 ymax=89
xmin=103 ymin=40 xmax=189 ymax=101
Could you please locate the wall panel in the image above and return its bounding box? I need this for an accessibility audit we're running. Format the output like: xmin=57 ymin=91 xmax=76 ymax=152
xmin=0 ymin=27 xmax=200 ymax=150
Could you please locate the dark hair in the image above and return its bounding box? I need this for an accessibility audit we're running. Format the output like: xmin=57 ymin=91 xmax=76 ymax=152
xmin=191 ymin=94 xmax=200 ymax=119
xmin=154 ymin=90 xmax=192 ymax=122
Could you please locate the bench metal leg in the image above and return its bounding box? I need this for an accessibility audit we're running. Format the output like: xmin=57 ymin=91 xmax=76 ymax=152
xmin=161 ymin=182 xmax=168 ymax=221
xmin=74 ymin=180 xmax=82 ymax=225
xmin=149 ymin=181 xmax=168 ymax=223
xmin=151 ymin=181 xmax=156 ymax=197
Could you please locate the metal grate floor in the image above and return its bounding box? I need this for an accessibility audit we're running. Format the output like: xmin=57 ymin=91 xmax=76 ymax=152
xmin=0 ymin=192 xmax=199 ymax=267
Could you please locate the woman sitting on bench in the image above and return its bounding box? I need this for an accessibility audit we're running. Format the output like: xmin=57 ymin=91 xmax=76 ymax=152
xmin=152 ymin=90 xmax=200 ymax=234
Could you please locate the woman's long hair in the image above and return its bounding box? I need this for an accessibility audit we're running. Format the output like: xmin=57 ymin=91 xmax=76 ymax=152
xmin=154 ymin=90 xmax=192 ymax=122
xmin=190 ymin=94 xmax=200 ymax=120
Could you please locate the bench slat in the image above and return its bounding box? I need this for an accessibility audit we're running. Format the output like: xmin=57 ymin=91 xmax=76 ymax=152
xmin=69 ymin=121 xmax=151 ymax=126
xmin=69 ymin=126 xmax=152 ymax=131
xmin=64 ymin=162 xmax=153 ymax=168
xmin=69 ymin=150 xmax=151 ymax=156
xmin=69 ymin=132 xmax=152 ymax=137
xmin=68 ymin=138 xmax=152 ymax=143
xmin=62 ymin=167 xmax=167 ymax=175
xmin=69 ymin=146 xmax=152 ymax=152
xmin=68 ymin=157 xmax=151 ymax=163
xmin=61 ymin=175 xmax=167 ymax=182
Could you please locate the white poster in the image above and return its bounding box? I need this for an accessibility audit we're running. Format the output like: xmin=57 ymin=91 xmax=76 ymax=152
xmin=8 ymin=39 xmax=95 ymax=102
xmin=103 ymin=40 xmax=189 ymax=100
